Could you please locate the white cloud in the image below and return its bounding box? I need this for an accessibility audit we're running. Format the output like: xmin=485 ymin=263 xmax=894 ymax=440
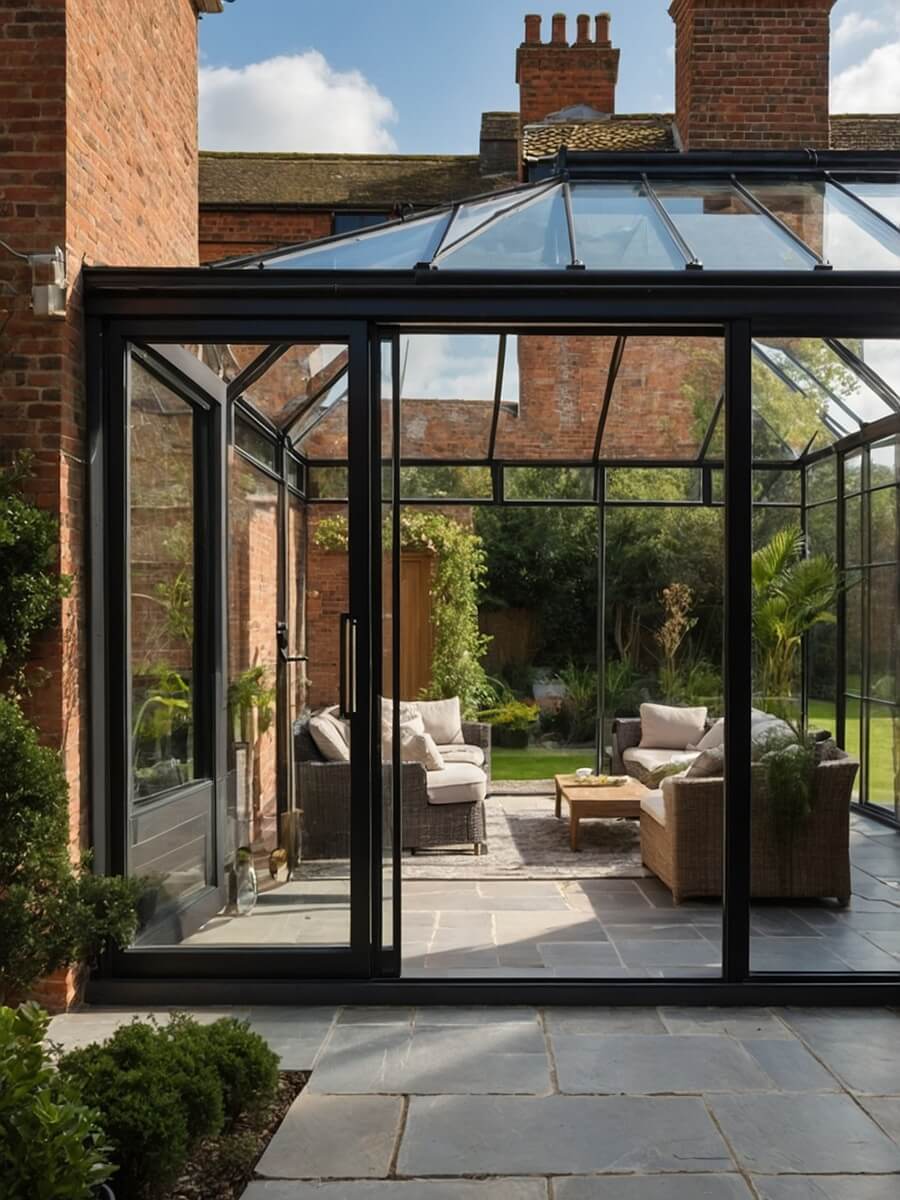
xmin=832 ymin=11 xmax=883 ymax=49
xmin=665 ymin=44 xmax=675 ymax=64
xmin=199 ymin=52 xmax=398 ymax=153
xmin=831 ymin=40 xmax=900 ymax=111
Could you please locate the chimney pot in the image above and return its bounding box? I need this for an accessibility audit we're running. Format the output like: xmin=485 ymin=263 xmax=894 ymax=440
xmin=523 ymin=13 xmax=541 ymax=44
xmin=576 ymin=14 xmax=591 ymax=44
xmin=551 ymin=13 xmax=567 ymax=45
xmin=595 ymin=12 xmax=611 ymax=45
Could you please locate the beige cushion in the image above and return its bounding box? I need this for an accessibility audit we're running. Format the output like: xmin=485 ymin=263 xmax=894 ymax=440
xmin=640 ymin=790 xmax=667 ymax=827
xmin=425 ymin=761 xmax=486 ymax=806
xmin=623 ymin=747 xmax=700 ymax=775
xmin=381 ymin=699 xmax=424 ymax=752
xmin=414 ymin=697 xmax=464 ymax=745
xmin=686 ymin=745 xmax=725 ymax=778
xmin=689 ymin=717 xmax=724 ymax=752
xmin=400 ymin=727 xmax=444 ymax=771
xmin=437 ymin=743 xmax=485 ymax=768
xmin=309 ymin=708 xmax=350 ymax=762
xmin=639 ymin=703 xmax=708 ymax=750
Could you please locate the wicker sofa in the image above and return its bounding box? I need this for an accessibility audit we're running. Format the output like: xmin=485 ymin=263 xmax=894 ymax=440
xmin=294 ymin=714 xmax=490 ymax=859
xmin=639 ymin=754 xmax=858 ymax=904
xmin=611 ymin=715 xmax=714 ymax=782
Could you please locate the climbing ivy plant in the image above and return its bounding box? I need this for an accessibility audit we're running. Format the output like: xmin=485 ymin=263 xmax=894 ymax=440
xmin=314 ymin=511 xmax=493 ymax=715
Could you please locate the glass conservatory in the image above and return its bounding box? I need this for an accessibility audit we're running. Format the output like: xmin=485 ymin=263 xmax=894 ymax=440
xmin=84 ymin=151 xmax=900 ymax=1004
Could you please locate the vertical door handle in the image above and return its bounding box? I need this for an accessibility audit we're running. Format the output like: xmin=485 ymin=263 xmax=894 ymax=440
xmin=339 ymin=613 xmax=358 ymax=718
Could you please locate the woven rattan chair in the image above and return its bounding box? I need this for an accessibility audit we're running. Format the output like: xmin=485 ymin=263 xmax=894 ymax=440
xmin=639 ymin=755 xmax=858 ymax=904
xmin=294 ymin=716 xmax=489 ymax=858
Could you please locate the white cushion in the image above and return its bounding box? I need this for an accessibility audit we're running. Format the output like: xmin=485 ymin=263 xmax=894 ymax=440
xmin=381 ymin=699 xmax=424 ymax=752
xmin=640 ymin=790 xmax=667 ymax=827
xmin=623 ymin=747 xmax=700 ymax=774
xmin=689 ymin=717 xmax=724 ymax=751
xmin=413 ymin=697 xmax=464 ymax=745
xmin=639 ymin=703 xmax=708 ymax=750
xmin=400 ymin=727 xmax=444 ymax=771
xmin=685 ymin=745 xmax=724 ymax=778
xmin=437 ymin=743 xmax=485 ymax=768
xmin=425 ymin=761 xmax=486 ymax=806
xmin=309 ymin=708 xmax=350 ymax=762
xmin=751 ymin=715 xmax=793 ymax=746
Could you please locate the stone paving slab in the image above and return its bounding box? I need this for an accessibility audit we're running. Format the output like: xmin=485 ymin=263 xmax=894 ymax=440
xmin=543 ymin=1007 xmax=667 ymax=1036
xmin=751 ymin=1178 xmax=900 ymax=1199
xmin=551 ymin=1033 xmax=773 ymax=1094
xmin=553 ymin=1176 xmax=754 ymax=1199
xmin=740 ymin=1038 xmax=839 ymax=1092
xmin=860 ymin=1096 xmax=900 ymax=1143
xmin=242 ymin=1182 xmax=547 ymax=1200
xmin=775 ymin=1008 xmax=900 ymax=1094
xmin=255 ymin=1093 xmax=403 ymax=1179
xmin=398 ymin=1095 xmax=732 ymax=1175
xmin=709 ymin=1093 xmax=900 ymax=1174
xmin=658 ymin=1007 xmax=791 ymax=1038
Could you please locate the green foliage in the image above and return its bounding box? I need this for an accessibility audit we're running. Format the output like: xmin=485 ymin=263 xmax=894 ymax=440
xmin=555 ymin=661 xmax=599 ymax=743
xmin=229 ymin=665 xmax=276 ymax=739
xmin=752 ymin=527 xmax=840 ymax=720
xmin=315 ymin=510 xmax=492 ymax=715
xmin=603 ymin=658 xmax=647 ymax=717
xmin=59 ymin=1014 xmax=280 ymax=1200
xmin=0 ymin=1002 xmax=114 ymax=1200
xmin=753 ymin=727 xmax=819 ymax=829
xmin=478 ymin=699 xmax=539 ymax=734
xmin=132 ymin=664 xmax=191 ymax=747
xmin=0 ymin=694 xmax=139 ymax=1001
xmin=0 ymin=454 xmax=72 ymax=686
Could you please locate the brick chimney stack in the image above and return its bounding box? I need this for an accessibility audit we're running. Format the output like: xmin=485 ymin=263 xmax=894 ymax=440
xmin=669 ymin=0 xmax=837 ymax=150
xmin=517 ymin=13 xmax=621 ymax=127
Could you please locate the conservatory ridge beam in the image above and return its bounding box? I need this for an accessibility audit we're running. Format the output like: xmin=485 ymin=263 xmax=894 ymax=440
xmin=431 ymin=179 xmax=562 ymax=266
xmin=641 ymin=175 xmax=702 ymax=270
xmin=730 ymin=176 xmax=831 ymax=270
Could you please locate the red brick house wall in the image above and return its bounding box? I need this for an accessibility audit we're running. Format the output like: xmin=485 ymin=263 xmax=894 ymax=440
xmin=199 ymin=209 xmax=331 ymax=263
xmin=517 ymin=13 xmax=620 ymax=126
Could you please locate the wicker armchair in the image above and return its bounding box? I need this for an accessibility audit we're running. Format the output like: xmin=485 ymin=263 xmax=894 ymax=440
xmin=294 ymin=717 xmax=489 ymax=859
xmin=611 ymin=715 xmax=714 ymax=777
xmin=639 ymin=754 xmax=858 ymax=904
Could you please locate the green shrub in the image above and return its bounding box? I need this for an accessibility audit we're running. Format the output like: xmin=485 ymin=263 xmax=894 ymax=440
xmin=0 ymin=1002 xmax=114 ymax=1200
xmin=0 ymin=694 xmax=140 ymax=1002
xmin=59 ymin=1014 xmax=280 ymax=1199
xmin=478 ymin=699 xmax=539 ymax=734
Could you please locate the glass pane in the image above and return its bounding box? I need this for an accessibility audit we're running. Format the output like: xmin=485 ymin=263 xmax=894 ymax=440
xmin=807 ymin=458 xmax=837 ymax=503
xmin=847 ymin=338 xmax=900 ymax=399
xmin=307 ymin=466 xmax=348 ymax=499
xmin=286 ymin=455 xmax=304 ymax=493
xmin=653 ymin=181 xmax=817 ymax=270
xmin=261 ymin=211 xmax=451 ymax=270
xmin=290 ymin=372 xmax=349 ymax=458
xmin=570 ymin=182 xmax=684 ymax=271
xmin=742 ymin=179 xmax=900 ymax=270
xmin=871 ymin=437 xmax=900 ymax=488
xmin=235 ymin=415 xmax=277 ymax=470
xmin=239 ymin=343 xmax=347 ymax=429
xmin=441 ymin=189 xmax=531 ymax=251
xmin=867 ymin=702 xmax=900 ymax=815
xmin=601 ymin=336 xmax=724 ymax=461
xmin=438 ymin=185 xmax=570 ymax=270
xmin=184 ymin=343 xmax=271 ymax=385
xmin=841 ymin=181 xmax=900 ymax=229
xmin=753 ymin=469 xmax=800 ymax=503
xmin=400 ymin=465 xmax=492 ymax=500
xmin=845 ymin=495 xmax=863 ymax=566
xmin=397 ymin=333 xmax=499 ymax=461
xmin=870 ymin=486 xmax=899 ymax=564
xmin=130 ymin=359 xmax=197 ymax=802
xmin=784 ymin=339 xmax=891 ymax=427
xmin=380 ymin=340 xmax=395 ymax=955
xmin=844 ymin=452 xmax=863 ymax=495
xmin=845 ymin=696 xmax=861 ymax=800
xmin=846 ymin=571 xmax=863 ymax=695
xmin=504 ymin=466 xmax=595 ymax=501
xmin=869 ymin=567 xmax=898 ymax=702
xmin=806 ymin=501 xmax=836 ymax=559
xmin=752 ymin=350 xmax=831 ymax=457
xmin=606 ymin=467 xmax=701 ymax=502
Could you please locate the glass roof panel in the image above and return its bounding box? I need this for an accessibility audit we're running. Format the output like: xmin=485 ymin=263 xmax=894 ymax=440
xmin=399 ymin=333 xmax=499 ymax=460
xmin=436 ymin=185 xmax=570 ymax=270
xmin=439 ymin=189 xmax=533 ymax=253
xmin=840 ymin=181 xmax=900 ymax=229
xmin=753 ymin=341 xmax=856 ymax=442
xmin=742 ymin=180 xmax=900 ymax=270
xmin=262 ymin=211 xmax=451 ymax=270
xmin=570 ymin=182 xmax=684 ymax=270
xmin=764 ymin=338 xmax=894 ymax=428
xmin=652 ymin=181 xmax=818 ymax=270
xmin=288 ymin=371 xmax=348 ymax=454
xmin=843 ymin=338 xmax=900 ymax=401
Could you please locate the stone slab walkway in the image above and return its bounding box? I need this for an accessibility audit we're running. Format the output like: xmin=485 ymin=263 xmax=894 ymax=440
xmin=48 ymin=1004 xmax=900 ymax=1197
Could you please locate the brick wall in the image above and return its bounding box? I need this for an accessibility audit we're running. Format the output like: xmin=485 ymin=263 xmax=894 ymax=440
xmin=516 ymin=12 xmax=620 ymax=126
xmin=199 ymin=208 xmax=331 ymax=263
xmin=669 ymin=0 xmax=836 ymax=150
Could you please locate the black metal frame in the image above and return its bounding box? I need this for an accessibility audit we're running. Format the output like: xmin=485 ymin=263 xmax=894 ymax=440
xmin=83 ymin=261 xmax=900 ymax=1005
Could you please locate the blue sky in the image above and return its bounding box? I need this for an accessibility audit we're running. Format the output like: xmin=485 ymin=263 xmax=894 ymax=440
xmin=198 ymin=1 xmax=900 ymax=155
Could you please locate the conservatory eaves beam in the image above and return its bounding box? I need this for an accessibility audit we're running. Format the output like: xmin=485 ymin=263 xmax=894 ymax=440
xmin=641 ymin=175 xmax=703 ymax=270
xmin=823 ymin=336 xmax=900 ymax=415
xmin=593 ymin=335 xmax=627 ymax=461
xmin=731 ymin=176 xmax=831 ymax=270
xmin=431 ymin=179 xmax=561 ymax=266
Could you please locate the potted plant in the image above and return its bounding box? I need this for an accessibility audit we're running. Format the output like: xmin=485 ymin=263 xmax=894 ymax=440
xmin=477 ymin=698 xmax=539 ymax=748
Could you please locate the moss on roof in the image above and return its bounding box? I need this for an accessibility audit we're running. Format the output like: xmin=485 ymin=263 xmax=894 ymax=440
xmin=831 ymin=115 xmax=900 ymax=151
xmin=523 ymin=116 xmax=675 ymax=160
xmin=199 ymin=151 xmax=515 ymax=208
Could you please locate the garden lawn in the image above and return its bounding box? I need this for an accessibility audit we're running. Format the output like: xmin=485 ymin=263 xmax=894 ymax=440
xmin=492 ymin=746 xmax=595 ymax=782
xmin=809 ymin=699 xmax=896 ymax=811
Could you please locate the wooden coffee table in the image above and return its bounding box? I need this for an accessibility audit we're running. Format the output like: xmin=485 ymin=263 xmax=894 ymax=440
xmin=554 ymin=774 xmax=650 ymax=851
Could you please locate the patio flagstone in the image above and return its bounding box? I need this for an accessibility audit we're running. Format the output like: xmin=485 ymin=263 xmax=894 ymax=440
xmin=255 ymin=1093 xmax=403 ymax=1179
xmin=553 ymin=1177 xmax=755 ymax=1199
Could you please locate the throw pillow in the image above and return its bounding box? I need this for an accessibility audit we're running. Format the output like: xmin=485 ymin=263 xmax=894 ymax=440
xmin=639 ymin=703 xmax=708 ymax=750
xmin=689 ymin=717 xmax=724 ymax=751
xmin=814 ymin=737 xmax=843 ymax=763
xmin=685 ymin=745 xmax=724 ymax=778
xmin=646 ymin=761 xmax=690 ymax=788
xmin=412 ymin=697 xmax=464 ymax=745
xmin=309 ymin=710 xmax=350 ymax=762
xmin=399 ymin=727 xmax=445 ymax=771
